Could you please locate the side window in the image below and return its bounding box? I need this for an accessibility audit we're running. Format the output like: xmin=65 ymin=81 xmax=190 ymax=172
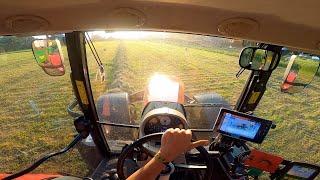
xmin=254 ymin=52 xmax=320 ymax=164
xmin=0 ymin=35 xmax=87 ymax=175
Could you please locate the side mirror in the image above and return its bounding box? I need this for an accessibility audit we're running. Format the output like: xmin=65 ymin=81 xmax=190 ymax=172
xmin=239 ymin=47 xmax=280 ymax=71
xmin=280 ymin=54 xmax=320 ymax=93
xmin=32 ymin=39 xmax=65 ymax=76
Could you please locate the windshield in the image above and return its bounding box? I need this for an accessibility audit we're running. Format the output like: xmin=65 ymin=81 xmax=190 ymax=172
xmin=1 ymin=32 xmax=318 ymax=177
xmin=87 ymin=31 xmax=250 ymax=150
xmin=87 ymin=31 xmax=319 ymax=166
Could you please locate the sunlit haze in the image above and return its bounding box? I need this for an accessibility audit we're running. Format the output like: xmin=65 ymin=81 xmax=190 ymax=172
xmin=33 ymin=35 xmax=48 ymax=39
xmin=33 ymin=31 xmax=168 ymax=40
xmin=88 ymin=31 xmax=167 ymax=39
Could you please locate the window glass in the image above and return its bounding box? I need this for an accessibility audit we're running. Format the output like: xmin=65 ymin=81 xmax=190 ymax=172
xmin=255 ymin=52 xmax=320 ymax=165
xmin=0 ymin=35 xmax=87 ymax=175
xmin=86 ymin=31 xmax=251 ymax=151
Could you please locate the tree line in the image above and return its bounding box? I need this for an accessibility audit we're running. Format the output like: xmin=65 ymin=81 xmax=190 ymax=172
xmin=0 ymin=34 xmax=65 ymax=53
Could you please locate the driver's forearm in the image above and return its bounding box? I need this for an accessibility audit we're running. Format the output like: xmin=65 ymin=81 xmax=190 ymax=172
xmin=127 ymin=157 xmax=165 ymax=180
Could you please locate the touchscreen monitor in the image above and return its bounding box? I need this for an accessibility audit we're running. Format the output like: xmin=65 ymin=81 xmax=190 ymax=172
xmin=283 ymin=163 xmax=320 ymax=179
xmin=214 ymin=108 xmax=273 ymax=143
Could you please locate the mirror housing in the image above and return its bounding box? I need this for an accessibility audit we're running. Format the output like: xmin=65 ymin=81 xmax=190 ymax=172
xmin=32 ymin=39 xmax=65 ymax=76
xmin=239 ymin=47 xmax=280 ymax=71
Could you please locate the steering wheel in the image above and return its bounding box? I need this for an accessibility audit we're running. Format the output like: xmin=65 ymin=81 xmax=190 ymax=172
xmin=117 ymin=132 xmax=213 ymax=180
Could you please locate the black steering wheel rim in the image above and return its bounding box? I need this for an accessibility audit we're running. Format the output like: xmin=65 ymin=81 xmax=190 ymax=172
xmin=116 ymin=132 xmax=213 ymax=180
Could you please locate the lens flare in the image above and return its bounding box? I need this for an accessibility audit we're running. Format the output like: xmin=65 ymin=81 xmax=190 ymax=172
xmin=147 ymin=74 xmax=180 ymax=103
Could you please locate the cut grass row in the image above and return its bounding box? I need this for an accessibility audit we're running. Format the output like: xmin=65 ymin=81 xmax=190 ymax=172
xmin=122 ymin=40 xmax=249 ymax=105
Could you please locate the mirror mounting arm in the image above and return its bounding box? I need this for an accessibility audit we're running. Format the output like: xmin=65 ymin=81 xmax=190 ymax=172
xmin=236 ymin=67 xmax=245 ymax=78
xmin=235 ymin=70 xmax=273 ymax=113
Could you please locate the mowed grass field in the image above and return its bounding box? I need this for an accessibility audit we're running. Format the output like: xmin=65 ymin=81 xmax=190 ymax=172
xmin=0 ymin=39 xmax=319 ymax=177
xmin=0 ymin=50 xmax=88 ymax=175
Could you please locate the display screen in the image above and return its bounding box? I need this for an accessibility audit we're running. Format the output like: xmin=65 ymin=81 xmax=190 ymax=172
xmin=215 ymin=108 xmax=273 ymax=143
xmin=220 ymin=113 xmax=261 ymax=139
xmin=285 ymin=165 xmax=317 ymax=179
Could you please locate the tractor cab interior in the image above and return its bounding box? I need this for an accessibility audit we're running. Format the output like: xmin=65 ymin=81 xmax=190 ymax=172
xmin=0 ymin=1 xmax=320 ymax=180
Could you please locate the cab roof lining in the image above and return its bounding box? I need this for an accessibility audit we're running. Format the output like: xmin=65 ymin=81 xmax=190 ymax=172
xmin=0 ymin=0 xmax=319 ymax=54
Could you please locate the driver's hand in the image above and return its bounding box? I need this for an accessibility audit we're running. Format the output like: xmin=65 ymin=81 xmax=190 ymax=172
xmin=159 ymin=128 xmax=209 ymax=162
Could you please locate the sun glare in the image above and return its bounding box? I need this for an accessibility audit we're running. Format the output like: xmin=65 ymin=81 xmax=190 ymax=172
xmin=111 ymin=31 xmax=150 ymax=39
xmin=88 ymin=31 xmax=167 ymax=40
xmin=147 ymin=74 xmax=180 ymax=102
xmin=33 ymin=31 xmax=168 ymax=40
xmin=32 ymin=35 xmax=48 ymax=39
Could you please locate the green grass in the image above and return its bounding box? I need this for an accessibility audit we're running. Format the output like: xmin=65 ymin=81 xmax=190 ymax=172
xmin=0 ymin=38 xmax=319 ymax=177
xmin=0 ymin=50 xmax=88 ymax=175
xmin=254 ymin=65 xmax=320 ymax=164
